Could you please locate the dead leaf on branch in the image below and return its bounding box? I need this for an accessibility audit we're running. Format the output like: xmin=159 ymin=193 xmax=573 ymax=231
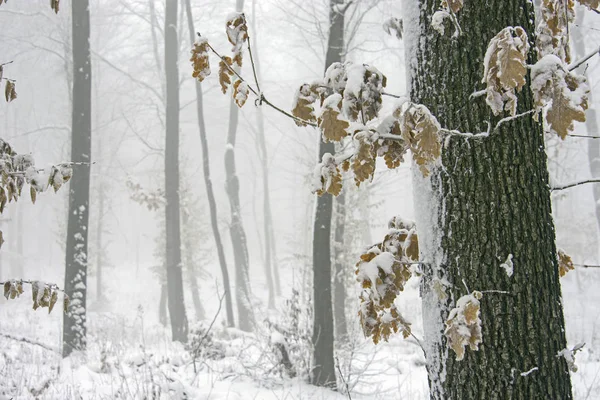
xmin=400 ymin=104 xmax=442 ymax=176
xmin=531 ymin=55 xmax=589 ymax=139
xmin=441 ymin=0 xmax=464 ymax=13
xmin=377 ymin=116 xmax=408 ymax=169
xmin=352 ymin=130 xmax=377 ymax=186
xmin=233 ymin=79 xmax=249 ymax=108
xmin=578 ymin=0 xmax=600 ymax=10
xmin=482 ymin=26 xmax=529 ymax=116
xmin=50 ymin=0 xmax=59 ymax=14
xmin=5 ymin=80 xmax=16 ymax=102
xmin=226 ymin=13 xmax=248 ymax=67
xmin=445 ymin=291 xmax=483 ymax=361
xmin=537 ymin=1 xmax=574 ymax=63
xmin=190 ymin=37 xmax=211 ymax=82
xmin=558 ymin=249 xmax=575 ymax=277
xmin=218 ymin=56 xmax=234 ymax=94
xmin=292 ymin=84 xmax=319 ymax=127
xmin=319 ymin=94 xmax=350 ymax=142
xmin=313 ymin=153 xmax=343 ymax=197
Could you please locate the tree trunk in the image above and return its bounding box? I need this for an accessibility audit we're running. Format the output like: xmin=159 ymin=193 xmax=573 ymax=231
xmin=164 ymin=0 xmax=188 ymax=343
xmin=572 ymin=10 xmax=600 ymax=244
xmin=63 ymin=0 xmax=92 ymax=358
xmin=183 ymin=0 xmax=234 ymax=327
xmin=310 ymin=0 xmax=344 ymax=388
xmin=224 ymin=0 xmax=255 ymax=332
xmin=159 ymin=283 xmax=168 ymax=326
xmin=333 ymin=191 xmax=347 ymax=342
xmin=407 ymin=1 xmax=572 ymax=398
xmin=251 ymin=0 xmax=278 ymax=307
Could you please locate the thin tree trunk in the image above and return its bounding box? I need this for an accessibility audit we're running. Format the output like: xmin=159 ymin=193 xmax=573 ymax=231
xmin=96 ymin=182 xmax=104 ymax=302
xmin=224 ymin=0 xmax=255 ymax=332
xmin=310 ymin=0 xmax=344 ymax=388
xmin=164 ymin=0 xmax=188 ymax=343
xmin=573 ymin=11 xmax=600 ymax=243
xmin=408 ymin=1 xmax=572 ymax=398
xmin=183 ymin=0 xmax=234 ymax=327
xmin=333 ymin=192 xmax=347 ymax=342
xmin=63 ymin=0 xmax=92 ymax=358
xmin=251 ymin=0 xmax=278 ymax=307
xmin=159 ymin=284 xmax=168 ymax=326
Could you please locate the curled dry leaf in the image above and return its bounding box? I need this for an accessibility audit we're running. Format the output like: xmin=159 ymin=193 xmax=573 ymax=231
xmin=5 ymin=80 xmax=16 ymax=102
xmin=190 ymin=37 xmax=211 ymax=82
xmin=377 ymin=116 xmax=409 ymax=169
xmin=441 ymin=0 xmax=464 ymax=13
xmin=400 ymin=104 xmax=442 ymax=176
xmin=51 ymin=0 xmax=59 ymax=14
xmin=225 ymin=13 xmax=248 ymax=67
xmin=537 ymin=1 xmax=574 ymax=64
xmin=531 ymin=54 xmax=589 ymax=139
xmin=352 ymin=130 xmax=377 ymax=186
xmin=445 ymin=291 xmax=483 ymax=361
xmin=578 ymin=0 xmax=600 ymax=10
xmin=219 ymin=56 xmax=234 ymax=94
xmin=557 ymin=249 xmax=575 ymax=277
xmin=233 ymin=80 xmax=249 ymax=108
xmin=482 ymin=26 xmax=529 ymax=116
xmin=313 ymin=153 xmax=343 ymax=197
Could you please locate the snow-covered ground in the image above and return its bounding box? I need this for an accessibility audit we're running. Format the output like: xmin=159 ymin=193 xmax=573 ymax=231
xmin=0 ymin=259 xmax=597 ymax=399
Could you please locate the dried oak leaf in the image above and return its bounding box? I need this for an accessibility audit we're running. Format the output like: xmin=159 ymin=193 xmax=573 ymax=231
xmin=352 ymin=130 xmax=376 ymax=186
xmin=578 ymin=0 xmax=600 ymax=10
xmin=319 ymin=95 xmax=350 ymax=142
xmin=190 ymin=37 xmax=211 ymax=82
xmin=400 ymin=104 xmax=441 ymax=176
xmin=377 ymin=117 xmax=408 ymax=169
xmin=482 ymin=26 xmax=529 ymax=116
xmin=558 ymin=249 xmax=575 ymax=277
xmin=445 ymin=291 xmax=483 ymax=361
xmin=5 ymin=80 xmax=16 ymax=102
xmin=546 ymin=73 xmax=588 ymax=139
xmin=292 ymin=84 xmax=318 ymax=127
xmin=233 ymin=79 xmax=249 ymax=108
xmin=51 ymin=0 xmax=59 ymax=14
xmin=219 ymin=56 xmax=234 ymax=94
xmin=226 ymin=13 xmax=248 ymax=67
xmin=314 ymin=153 xmax=343 ymax=197
xmin=442 ymin=0 xmax=463 ymax=13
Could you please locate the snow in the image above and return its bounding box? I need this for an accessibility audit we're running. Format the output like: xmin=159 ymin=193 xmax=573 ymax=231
xmin=500 ymin=254 xmax=514 ymax=277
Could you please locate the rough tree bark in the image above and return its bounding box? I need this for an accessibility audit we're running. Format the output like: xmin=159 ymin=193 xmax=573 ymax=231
xmin=183 ymin=0 xmax=235 ymax=327
xmin=224 ymin=0 xmax=255 ymax=332
xmin=573 ymin=10 xmax=600 ymax=241
xmin=62 ymin=0 xmax=92 ymax=358
xmin=311 ymin=0 xmax=344 ymax=388
xmin=407 ymin=1 xmax=573 ymax=398
xmin=164 ymin=0 xmax=188 ymax=342
xmin=333 ymin=192 xmax=347 ymax=341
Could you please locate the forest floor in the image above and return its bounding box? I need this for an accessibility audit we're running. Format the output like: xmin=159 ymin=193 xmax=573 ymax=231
xmin=0 ymin=262 xmax=598 ymax=399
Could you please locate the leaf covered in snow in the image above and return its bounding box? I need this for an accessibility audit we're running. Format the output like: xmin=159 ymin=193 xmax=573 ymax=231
xmin=445 ymin=291 xmax=483 ymax=361
xmin=225 ymin=13 xmax=248 ymax=67
xmin=190 ymin=37 xmax=211 ymax=82
xmin=557 ymin=249 xmax=575 ymax=277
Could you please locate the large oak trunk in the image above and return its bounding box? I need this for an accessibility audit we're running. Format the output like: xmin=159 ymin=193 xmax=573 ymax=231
xmin=407 ymin=1 xmax=573 ymax=398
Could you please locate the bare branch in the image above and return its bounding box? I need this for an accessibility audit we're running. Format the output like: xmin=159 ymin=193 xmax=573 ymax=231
xmin=568 ymin=45 xmax=600 ymax=71
xmin=551 ymin=178 xmax=600 ymax=191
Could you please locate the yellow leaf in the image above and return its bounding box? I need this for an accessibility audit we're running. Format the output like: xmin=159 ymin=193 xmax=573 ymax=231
xmin=404 ymin=232 xmax=419 ymax=262
xmin=578 ymin=0 xmax=599 ymax=10
xmin=30 ymin=186 xmax=37 ymax=204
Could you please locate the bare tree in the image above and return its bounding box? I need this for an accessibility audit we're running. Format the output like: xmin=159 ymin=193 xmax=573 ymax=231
xmin=62 ymin=0 xmax=92 ymax=358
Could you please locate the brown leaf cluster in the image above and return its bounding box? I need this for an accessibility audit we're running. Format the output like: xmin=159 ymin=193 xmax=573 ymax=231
xmin=558 ymin=249 xmax=575 ymax=277
xmin=537 ymin=1 xmax=574 ymax=63
xmin=226 ymin=13 xmax=248 ymax=67
xmin=578 ymin=0 xmax=600 ymax=10
xmin=51 ymin=0 xmax=59 ymax=14
xmin=342 ymin=65 xmax=387 ymax=123
xmin=400 ymin=104 xmax=442 ymax=176
xmin=314 ymin=153 xmax=343 ymax=197
xmin=190 ymin=38 xmax=211 ymax=82
xmin=482 ymin=27 xmax=529 ymax=116
xmin=377 ymin=118 xmax=408 ymax=169
xmin=5 ymin=80 xmax=16 ymax=102
xmin=532 ymin=56 xmax=589 ymax=139
xmin=2 ymin=280 xmax=69 ymax=313
xmin=352 ymin=130 xmax=377 ymax=186
xmin=356 ymin=221 xmax=419 ymax=344
xmin=444 ymin=291 xmax=483 ymax=361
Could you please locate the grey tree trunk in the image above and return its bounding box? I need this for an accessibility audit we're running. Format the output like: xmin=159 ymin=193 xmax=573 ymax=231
xmin=333 ymin=192 xmax=347 ymax=342
xmin=572 ymin=11 xmax=600 ymax=241
xmin=164 ymin=0 xmax=188 ymax=343
xmin=159 ymin=284 xmax=168 ymax=326
xmin=183 ymin=0 xmax=234 ymax=327
xmin=62 ymin=0 xmax=92 ymax=358
xmin=408 ymin=1 xmax=572 ymax=398
xmin=95 ymin=181 xmax=104 ymax=302
xmin=310 ymin=0 xmax=344 ymax=388
xmin=224 ymin=0 xmax=255 ymax=332
xmin=251 ymin=0 xmax=279 ymax=307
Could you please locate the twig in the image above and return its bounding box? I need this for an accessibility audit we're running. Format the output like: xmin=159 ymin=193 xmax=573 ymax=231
xmin=568 ymin=45 xmax=600 ymax=72
xmin=335 ymin=357 xmax=352 ymax=400
xmin=551 ymin=178 xmax=600 ymax=191
xmin=574 ymin=263 xmax=600 ymax=269
xmin=382 ymin=91 xmax=405 ymax=99
xmin=192 ymin=286 xmax=225 ymax=374
xmin=568 ymin=134 xmax=600 ymax=139
xmin=245 ymin=31 xmax=261 ymax=95
xmin=200 ymin=33 xmax=318 ymax=128
xmin=0 ymin=332 xmax=59 ymax=353
xmin=0 ymin=61 xmax=14 ymax=67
